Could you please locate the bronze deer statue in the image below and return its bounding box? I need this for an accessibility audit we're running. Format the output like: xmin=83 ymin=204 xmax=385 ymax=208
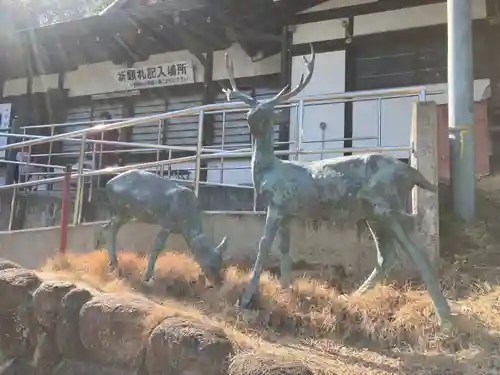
xmin=223 ymin=44 xmax=452 ymax=327
xmin=95 ymin=169 xmax=228 ymax=284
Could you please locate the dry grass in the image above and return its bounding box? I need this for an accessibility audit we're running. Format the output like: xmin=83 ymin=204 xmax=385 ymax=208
xmin=38 ymin=176 xmax=500 ymax=375
xmin=41 ymin=249 xmax=500 ymax=345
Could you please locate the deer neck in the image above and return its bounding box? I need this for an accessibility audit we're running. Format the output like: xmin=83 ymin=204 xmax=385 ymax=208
xmin=251 ymin=128 xmax=278 ymax=188
xmin=183 ymin=219 xmax=212 ymax=259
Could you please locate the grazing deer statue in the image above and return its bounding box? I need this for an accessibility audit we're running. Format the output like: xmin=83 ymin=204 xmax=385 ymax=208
xmin=94 ymin=169 xmax=228 ymax=284
xmin=223 ymin=44 xmax=452 ymax=327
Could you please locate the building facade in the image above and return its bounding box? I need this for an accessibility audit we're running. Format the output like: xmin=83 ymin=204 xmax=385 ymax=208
xmin=0 ymin=0 xmax=497 ymax=187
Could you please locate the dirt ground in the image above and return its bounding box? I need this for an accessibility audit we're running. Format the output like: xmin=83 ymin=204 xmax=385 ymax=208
xmin=40 ymin=175 xmax=500 ymax=375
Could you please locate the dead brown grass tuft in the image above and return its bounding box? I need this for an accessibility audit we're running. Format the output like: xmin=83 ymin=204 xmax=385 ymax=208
xmin=37 ymin=175 xmax=500 ymax=374
xmin=41 ymin=249 xmax=500 ymax=353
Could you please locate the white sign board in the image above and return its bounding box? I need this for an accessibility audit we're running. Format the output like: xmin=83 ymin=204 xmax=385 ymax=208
xmin=114 ymin=61 xmax=195 ymax=89
xmin=0 ymin=103 xmax=11 ymax=129
xmin=0 ymin=103 xmax=12 ymax=160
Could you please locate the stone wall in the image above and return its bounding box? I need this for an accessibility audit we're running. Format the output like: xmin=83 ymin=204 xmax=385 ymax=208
xmin=0 ymin=215 xmax=377 ymax=283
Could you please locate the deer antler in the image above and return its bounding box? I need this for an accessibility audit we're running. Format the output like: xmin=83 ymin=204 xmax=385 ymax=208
xmin=223 ymin=53 xmax=259 ymax=107
xmin=269 ymin=43 xmax=315 ymax=104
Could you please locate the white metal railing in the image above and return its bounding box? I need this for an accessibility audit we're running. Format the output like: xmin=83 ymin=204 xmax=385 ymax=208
xmin=0 ymin=86 xmax=430 ymax=153
xmin=0 ymin=85 xmax=439 ymax=230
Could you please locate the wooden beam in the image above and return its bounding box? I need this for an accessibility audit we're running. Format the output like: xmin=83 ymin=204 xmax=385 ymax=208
xmin=134 ymin=11 xmax=224 ymax=64
xmin=170 ymin=18 xmax=210 ymax=65
xmin=96 ymin=30 xmax=133 ymax=65
xmin=200 ymin=49 xmax=214 ymax=182
xmin=210 ymin=0 xmax=300 ymax=58
xmin=486 ymin=0 xmax=500 ymax=103
xmin=295 ymin=0 xmax=445 ymax=24
xmin=226 ymin=27 xmax=283 ymax=43
xmin=278 ymin=25 xmax=291 ymax=152
xmin=130 ymin=15 xmax=177 ymax=54
xmin=174 ymin=11 xmax=229 ymax=55
xmin=125 ymin=0 xmax=209 ymax=15
xmin=23 ymin=30 xmax=38 ymax=77
xmin=27 ymin=35 xmax=61 ymax=76
xmin=75 ymin=35 xmax=98 ymax=68
xmin=23 ymin=32 xmax=34 ymax=123
xmin=343 ymin=16 xmax=355 ymax=155
xmin=99 ymin=0 xmax=130 ymax=14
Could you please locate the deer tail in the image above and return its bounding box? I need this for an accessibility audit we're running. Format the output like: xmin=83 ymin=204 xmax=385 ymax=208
xmin=408 ymin=166 xmax=437 ymax=192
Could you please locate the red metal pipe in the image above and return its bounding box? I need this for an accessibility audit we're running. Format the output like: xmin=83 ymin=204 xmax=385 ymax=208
xmin=59 ymin=165 xmax=72 ymax=254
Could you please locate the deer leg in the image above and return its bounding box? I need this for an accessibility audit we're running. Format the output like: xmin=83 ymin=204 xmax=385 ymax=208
xmin=388 ymin=214 xmax=452 ymax=327
xmin=353 ymin=222 xmax=397 ymax=296
xmin=106 ymin=215 xmax=127 ymax=270
xmin=278 ymin=221 xmax=292 ymax=289
xmin=239 ymin=209 xmax=281 ymax=309
xmin=94 ymin=221 xmax=109 ymax=250
xmin=144 ymin=229 xmax=170 ymax=282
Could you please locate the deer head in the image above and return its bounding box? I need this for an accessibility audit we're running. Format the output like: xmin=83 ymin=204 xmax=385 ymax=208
xmin=223 ymin=43 xmax=315 ymax=137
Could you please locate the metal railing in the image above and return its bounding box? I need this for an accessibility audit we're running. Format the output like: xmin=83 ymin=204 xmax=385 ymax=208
xmin=0 ymin=85 xmax=438 ymax=234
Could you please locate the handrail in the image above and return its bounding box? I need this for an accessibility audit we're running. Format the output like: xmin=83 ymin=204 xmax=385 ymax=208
xmin=0 ymin=159 xmax=87 ymax=171
xmin=0 ymin=131 xmax=231 ymax=154
xmin=0 ymin=145 xmax=411 ymax=192
xmin=0 ymin=86 xmax=432 ymax=152
xmin=0 ymin=131 xmax=294 ymax=155
xmin=16 ymin=86 xmax=436 ymax=131
xmin=20 ymin=117 xmax=138 ymax=130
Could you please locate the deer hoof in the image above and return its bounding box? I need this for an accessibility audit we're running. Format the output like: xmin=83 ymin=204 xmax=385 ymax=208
xmin=279 ymin=279 xmax=291 ymax=289
xmin=237 ymin=294 xmax=250 ymax=309
xmin=107 ymin=262 xmax=117 ymax=273
xmin=438 ymin=320 xmax=453 ymax=336
xmin=237 ymin=292 xmax=258 ymax=310
xmin=438 ymin=315 xmax=455 ymax=334
xmin=108 ymin=264 xmax=123 ymax=279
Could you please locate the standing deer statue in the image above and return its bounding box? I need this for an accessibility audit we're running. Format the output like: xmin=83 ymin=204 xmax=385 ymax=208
xmin=223 ymin=44 xmax=452 ymax=327
xmin=94 ymin=169 xmax=228 ymax=284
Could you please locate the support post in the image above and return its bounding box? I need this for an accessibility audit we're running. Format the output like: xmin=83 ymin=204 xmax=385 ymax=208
xmin=5 ymin=117 xmax=21 ymax=186
xmin=59 ymin=165 xmax=72 ymax=254
xmin=200 ymin=50 xmax=214 ymax=183
xmin=447 ymin=0 xmax=476 ymax=221
xmin=194 ymin=110 xmax=204 ymax=197
xmin=279 ymin=25 xmax=292 ymax=154
xmin=411 ymin=101 xmax=440 ymax=271
xmin=73 ymin=134 xmax=86 ymax=225
xmin=8 ymin=188 xmax=17 ymax=232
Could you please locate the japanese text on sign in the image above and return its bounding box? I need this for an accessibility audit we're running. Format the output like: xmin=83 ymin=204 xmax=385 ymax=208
xmin=115 ymin=61 xmax=194 ymax=89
